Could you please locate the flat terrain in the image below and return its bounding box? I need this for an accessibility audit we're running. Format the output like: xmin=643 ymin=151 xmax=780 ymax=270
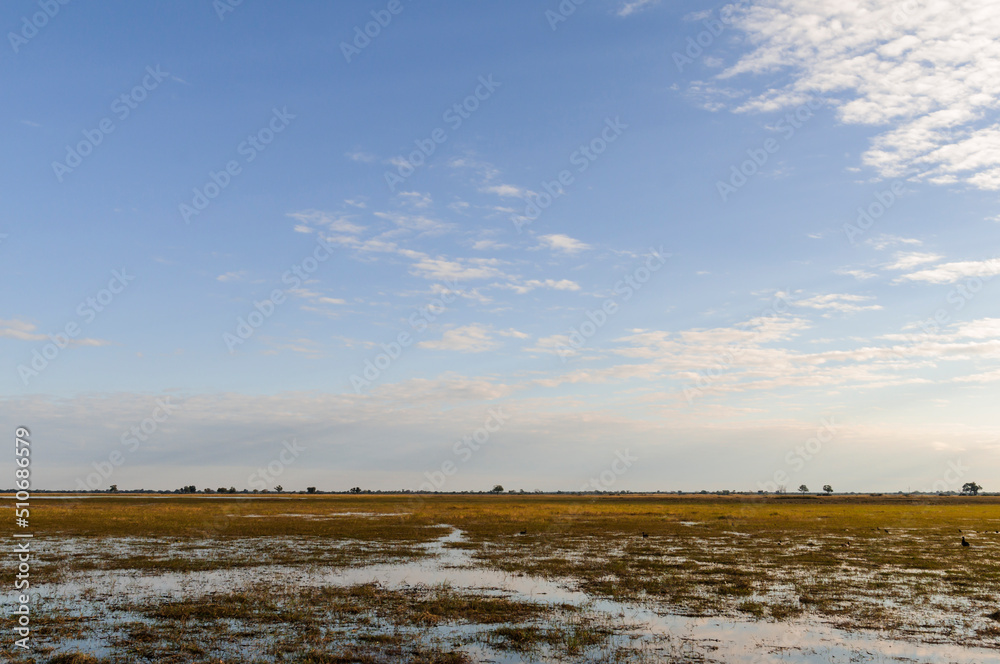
xmin=4 ymin=494 xmax=1000 ymax=663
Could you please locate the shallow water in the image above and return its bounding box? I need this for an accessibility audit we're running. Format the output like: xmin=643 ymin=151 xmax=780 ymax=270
xmin=14 ymin=526 xmax=1000 ymax=663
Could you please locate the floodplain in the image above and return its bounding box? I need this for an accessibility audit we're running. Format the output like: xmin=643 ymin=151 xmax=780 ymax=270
xmin=4 ymin=493 xmax=999 ymax=663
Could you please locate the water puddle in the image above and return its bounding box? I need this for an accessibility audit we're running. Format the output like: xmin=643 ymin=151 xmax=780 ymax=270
xmin=15 ymin=526 xmax=1000 ymax=663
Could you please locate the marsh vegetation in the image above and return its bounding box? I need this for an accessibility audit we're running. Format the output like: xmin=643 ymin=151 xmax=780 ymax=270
xmin=4 ymin=494 xmax=999 ymax=662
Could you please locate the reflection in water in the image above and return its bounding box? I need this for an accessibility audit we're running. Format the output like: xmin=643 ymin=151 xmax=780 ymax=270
xmin=23 ymin=525 xmax=1000 ymax=663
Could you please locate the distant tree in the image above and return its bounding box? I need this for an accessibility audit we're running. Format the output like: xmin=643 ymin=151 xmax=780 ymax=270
xmin=252 ymin=488 xmax=259 ymax=494
xmin=798 ymin=484 xmax=809 ymax=494
xmin=823 ymin=485 xmax=833 ymax=495
xmin=109 ymin=484 xmax=118 ymax=493
xmin=203 ymin=488 xmax=213 ymax=493
xmin=776 ymin=485 xmax=786 ymax=494
xmin=306 ymin=486 xmax=317 ymax=494
xmin=228 ymin=487 xmax=237 ymax=494
xmin=491 ymin=484 xmax=504 ymax=493
xmin=185 ymin=485 xmax=196 ymax=493
xmin=217 ymin=487 xmax=227 ymax=494
xmin=962 ymin=482 xmax=983 ymax=496
xmin=274 ymin=485 xmax=283 ymax=493
xmin=349 ymin=486 xmax=362 ymax=494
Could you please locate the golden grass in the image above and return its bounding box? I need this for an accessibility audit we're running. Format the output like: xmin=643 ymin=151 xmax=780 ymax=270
xmin=7 ymin=493 xmax=1000 ymax=659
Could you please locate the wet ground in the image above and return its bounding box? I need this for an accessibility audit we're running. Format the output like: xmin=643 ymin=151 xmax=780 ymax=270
xmin=8 ymin=524 xmax=1000 ymax=663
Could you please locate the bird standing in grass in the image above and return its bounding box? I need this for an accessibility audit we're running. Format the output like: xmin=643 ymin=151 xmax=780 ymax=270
xmin=962 ymin=536 xmax=971 ymax=547
xmin=642 ymin=532 xmax=648 ymax=538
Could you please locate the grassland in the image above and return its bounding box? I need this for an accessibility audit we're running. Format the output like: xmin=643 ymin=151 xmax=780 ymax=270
xmin=4 ymin=493 xmax=1000 ymax=662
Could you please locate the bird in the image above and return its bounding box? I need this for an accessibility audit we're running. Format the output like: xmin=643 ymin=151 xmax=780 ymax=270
xmin=519 ymin=529 xmax=527 ymax=535
xmin=642 ymin=532 xmax=648 ymax=538
xmin=883 ymin=529 xmax=889 ymax=534
xmin=962 ymin=536 xmax=971 ymax=547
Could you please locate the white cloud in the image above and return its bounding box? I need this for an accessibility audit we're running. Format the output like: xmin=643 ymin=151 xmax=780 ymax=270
xmin=418 ymin=324 xmax=503 ymax=353
xmin=0 ymin=318 xmax=110 ymax=346
xmin=792 ymin=293 xmax=882 ymax=315
xmin=410 ymin=257 xmax=506 ymax=282
xmin=716 ymin=0 xmax=1000 ymax=190
xmin=397 ymin=191 xmax=432 ymax=208
xmin=524 ymin=333 xmax=575 ymax=356
xmin=0 ymin=318 xmax=46 ymax=341
xmin=373 ymin=211 xmax=452 ymax=234
xmin=866 ymin=234 xmax=922 ymax=251
xmin=471 ymin=239 xmax=509 ymax=251
xmin=216 ymin=270 xmax=248 ymax=283
xmin=287 ymin=210 xmax=364 ymax=234
xmin=480 ymin=183 xmax=530 ymax=198
xmin=537 ymin=233 xmax=591 ymax=254
xmin=346 ymin=151 xmax=376 ymax=163
xmin=896 ymin=257 xmax=1000 ymax=284
xmin=617 ymin=0 xmax=660 ymax=17
xmin=835 ymin=268 xmax=877 ymax=281
xmin=500 ymin=279 xmax=581 ymax=295
xmin=884 ymin=251 xmax=943 ymax=271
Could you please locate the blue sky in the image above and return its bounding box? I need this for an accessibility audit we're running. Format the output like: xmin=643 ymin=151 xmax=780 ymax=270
xmin=3 ymin=0 xmax=1000 ymax=492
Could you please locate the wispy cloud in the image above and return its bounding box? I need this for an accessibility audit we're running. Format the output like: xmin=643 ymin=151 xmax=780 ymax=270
xmin=716 ymin=0 xmax=1000 ymax=190
xmin=884 ymin=252 xmax=943 ymax=271
xmin=418 ymin=324 xmax=505 ymax=353
xmin=792 ymin=293 xmax=882 ymax=315
xmin=346 ymin=151 xmax=376 ymax=163
xmin=537 ymin=233 xmax=591 ymax=254
xmin=216 ymin=270 xmax=248 ymax=283
xmin=897 ymin=258 xmax=1000 ymax=284
xmin=617 ymin=0 xmax=660 ymax=17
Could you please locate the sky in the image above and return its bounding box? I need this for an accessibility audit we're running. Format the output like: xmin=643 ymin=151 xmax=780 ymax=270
xmin=3 ymin=0 xmax=1000 ymax=493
